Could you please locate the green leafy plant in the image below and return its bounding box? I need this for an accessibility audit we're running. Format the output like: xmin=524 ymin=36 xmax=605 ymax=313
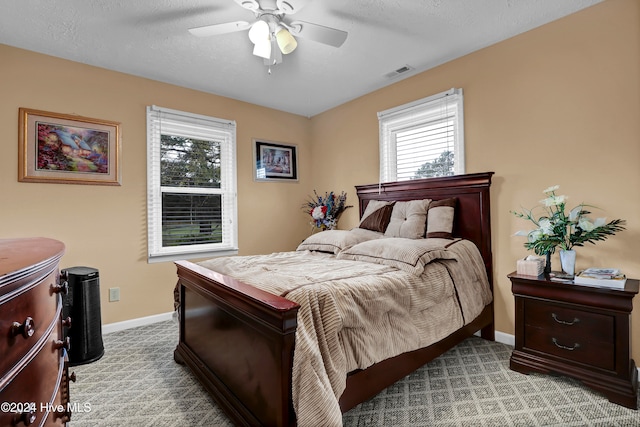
xmin=511 ymin=185 xmax=626 ymax=255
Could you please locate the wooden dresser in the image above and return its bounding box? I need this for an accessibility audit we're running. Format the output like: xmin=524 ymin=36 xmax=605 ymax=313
xmin=0 ymin=238 xmax=74 ymax=426
xmin=508 ymin=272 xmax=639 ymax=409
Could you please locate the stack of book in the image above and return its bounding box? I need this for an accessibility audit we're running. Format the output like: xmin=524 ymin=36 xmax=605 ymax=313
xmin=574 ymin=268 xmax=627 ymax=289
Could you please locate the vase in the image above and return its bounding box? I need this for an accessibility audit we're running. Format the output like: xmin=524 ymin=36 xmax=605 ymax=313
xmin=544 ymin=252 xmax=552 ymax=275
xmin=559 ymin=249 xmax=576 ymax=276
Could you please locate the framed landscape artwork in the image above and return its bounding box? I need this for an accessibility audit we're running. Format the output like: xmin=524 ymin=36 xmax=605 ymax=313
xmin=253 ymin=139 xmax=298 ymax=182
xmin=18 ymin=108 xmax=121 ymax=185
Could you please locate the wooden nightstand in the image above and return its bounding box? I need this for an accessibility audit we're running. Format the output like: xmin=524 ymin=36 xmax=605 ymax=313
xmin=508 ymin=272 xmax=639 ymax=409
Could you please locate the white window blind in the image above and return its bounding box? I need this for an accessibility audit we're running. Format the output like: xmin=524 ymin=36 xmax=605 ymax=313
xmin=378 ymin=88 xmax=464 ymax=182
xmin=146 ymin=105 xmax=238 ymax=262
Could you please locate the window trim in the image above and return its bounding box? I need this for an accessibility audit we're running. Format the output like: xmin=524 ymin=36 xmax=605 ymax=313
xmin=146 ymin=105 xmax=238 ymax=263
xmin=378 ymin=88 xmax=464 ymax=182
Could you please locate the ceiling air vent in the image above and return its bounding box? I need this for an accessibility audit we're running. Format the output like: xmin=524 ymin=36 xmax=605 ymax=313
xmin=384 ymin=65 xmax=414 ymax=79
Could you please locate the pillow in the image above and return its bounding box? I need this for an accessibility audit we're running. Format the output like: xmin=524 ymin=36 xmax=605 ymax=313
xmin=384 ymin=199 xmax=431 ymax=239
xmin=359 ymin=199 xmax=393 ymax=222
xmin=359 ymin=203 xmax=394 ymax=233
xmin=426 ymin=198 xmax=456 ymax=239
xmin=296 ymin=229 xmax=380 ymax=255
xmin=337 ymin=237 xmax=458 ymax=275
xmin=348 ymin=227 xmax=385 ymax=240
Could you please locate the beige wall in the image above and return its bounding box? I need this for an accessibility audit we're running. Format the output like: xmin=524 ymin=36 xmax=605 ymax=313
xmin=311 ymin=0 xmax=640 ymax=357
xmin=2 ymin=0 xmax=639 ymax=358
xmin=1 ymin=45 xmax=313 ymax=325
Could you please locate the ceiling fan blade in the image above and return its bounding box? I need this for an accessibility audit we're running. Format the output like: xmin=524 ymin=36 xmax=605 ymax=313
xmin=233 ymin=0 xmax=260 ymax=11
xmin=288 ymin=20 xmax=347 ymax=47
xmin=276 ymin=0 xmax=310 ymax=14
xmin=188 ymin=21 xmax=251 ymax=37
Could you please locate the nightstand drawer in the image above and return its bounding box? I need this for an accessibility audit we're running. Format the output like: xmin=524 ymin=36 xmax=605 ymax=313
xmin=524 ymin=324 xmax=614 ymax=370
xmin=524 ymin=299 xmax=614 ymax=343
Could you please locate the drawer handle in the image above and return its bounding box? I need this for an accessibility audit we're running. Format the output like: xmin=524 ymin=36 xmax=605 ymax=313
xmin=11 ymin=317 xmax=35 ymax=339
xmin=52 ymin=280 xmax=69 ymax=295
xmin=551 ymin=313 xmax=580 ymax=326
xmin=54 ymin=336 xmax=71 ymax=351
xmin=13 ymin=409 xmax=36 ymax=426
xmin=552 ymin=337 xmax=580 ymax=351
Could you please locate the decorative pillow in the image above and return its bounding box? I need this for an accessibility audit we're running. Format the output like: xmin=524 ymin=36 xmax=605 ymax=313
xmin=426 ymin=198 xmax=456 ymax=239
xmin=384 ymin=199 xmax=431 ymax=239
xmin=296 ymin=229 xmax=381 ymax=255
xmin=337 ymin=237 xmax=458 ymax=276
xmin=360 ymin=200 xmax=393 ymax=220
xmin=358 ymin=203 xmax=394 ymax=233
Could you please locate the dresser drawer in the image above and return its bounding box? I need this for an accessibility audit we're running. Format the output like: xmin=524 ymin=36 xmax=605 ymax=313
xmin=523 ymin=299 xmax=615 ymax=370
xmin=523 ymin=299 xmax=614 ymax=344
xmin=0 ymin=270 xmax=61 ymax=377
xmin=524 ymin=324 xmax=614 ymax=370
xmin=0 ymin=329 xmax=66 ymax=427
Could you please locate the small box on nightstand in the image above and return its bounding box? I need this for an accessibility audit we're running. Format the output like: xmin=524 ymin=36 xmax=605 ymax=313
xmin=516 ymin=255 xmax=545 ymax=276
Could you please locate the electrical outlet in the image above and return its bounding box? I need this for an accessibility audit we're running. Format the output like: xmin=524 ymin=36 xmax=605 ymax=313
xmin=109 ymin=287 xmax=120 ymax=302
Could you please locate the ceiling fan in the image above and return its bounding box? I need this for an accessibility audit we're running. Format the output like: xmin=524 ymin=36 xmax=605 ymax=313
xmin=188 ymin=0 xmax=348 ymax=72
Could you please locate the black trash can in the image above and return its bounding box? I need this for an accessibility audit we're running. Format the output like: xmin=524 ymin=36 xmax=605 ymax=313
xmin=61 ymin=266 xmax=105 ymax=366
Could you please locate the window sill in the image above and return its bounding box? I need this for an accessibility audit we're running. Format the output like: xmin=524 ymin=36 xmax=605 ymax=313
xmin=147 ymin=248 xmax=239 ymax=264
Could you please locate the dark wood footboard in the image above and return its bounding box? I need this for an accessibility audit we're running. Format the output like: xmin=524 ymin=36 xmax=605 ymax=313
xmin=174 ymin=261 xmax=299 ymax=426
xmin=174 ymin=172 xmax=496 ymax=427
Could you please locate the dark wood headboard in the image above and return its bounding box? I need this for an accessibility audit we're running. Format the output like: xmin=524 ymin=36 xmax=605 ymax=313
xmin=355 ymin=172 xmax=494 ymax=289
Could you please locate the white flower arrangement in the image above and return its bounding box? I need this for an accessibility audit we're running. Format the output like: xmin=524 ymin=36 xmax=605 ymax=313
xmin=511 ymin=185 xmax=626 ymax=255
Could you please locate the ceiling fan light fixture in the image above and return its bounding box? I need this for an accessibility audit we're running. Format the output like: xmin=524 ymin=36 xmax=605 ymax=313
xmin=253 ymin=39 xmax=272 ymax=59
xmin=188 ymin=0 xmax=347 ymax=73
xmin=275 ymin=27 xmax=297 ymax=54
xmin=248 ymin=19 xmax=270 ymax=44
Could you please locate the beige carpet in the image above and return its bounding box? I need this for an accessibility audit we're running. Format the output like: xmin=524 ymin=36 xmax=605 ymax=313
xmin=68 ymin=319 xmax=640 ymax=426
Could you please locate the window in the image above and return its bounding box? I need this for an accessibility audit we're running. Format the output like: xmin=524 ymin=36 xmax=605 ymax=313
xmin=146 ymin=106 xmax=237 ymax=262
xmin=378 ymin=88 xmax=464 ymax=182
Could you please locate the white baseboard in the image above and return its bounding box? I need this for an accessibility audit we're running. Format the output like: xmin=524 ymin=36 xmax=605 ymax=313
xmin=102 ymin=311 xmax=175 ymax=335
xmin=473 ymin=329 xmax=515 ymax=347
xmin=494 ymin=330 xmax=515 ymax=347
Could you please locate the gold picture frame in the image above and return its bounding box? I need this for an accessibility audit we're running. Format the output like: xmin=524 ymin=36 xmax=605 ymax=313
xmin=18 ymin=108 xmax=121 ymax=185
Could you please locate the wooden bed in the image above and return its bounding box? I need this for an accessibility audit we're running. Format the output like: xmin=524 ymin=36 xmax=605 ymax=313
xmin=173 ymin=171 xmax=495 ymax=426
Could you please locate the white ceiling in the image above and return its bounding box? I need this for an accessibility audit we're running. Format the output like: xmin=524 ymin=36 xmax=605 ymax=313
xmin=1 ymin=0 xmax=602 ymax=117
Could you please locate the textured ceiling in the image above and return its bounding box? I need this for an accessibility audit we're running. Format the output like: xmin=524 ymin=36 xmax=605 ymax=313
xmin=1 ymin=0 xmax=602 ymax=117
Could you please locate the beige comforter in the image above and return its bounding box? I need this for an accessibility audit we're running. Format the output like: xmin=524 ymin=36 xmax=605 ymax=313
xmin=198 ymin=238 xmax=492 ymax=427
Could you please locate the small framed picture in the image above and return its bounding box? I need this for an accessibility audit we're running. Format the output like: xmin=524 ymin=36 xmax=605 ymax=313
xmin=18 ymin=107 xmax=121 ymax=185
xmin=253 ymin=139 xmax=298 ymax=182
